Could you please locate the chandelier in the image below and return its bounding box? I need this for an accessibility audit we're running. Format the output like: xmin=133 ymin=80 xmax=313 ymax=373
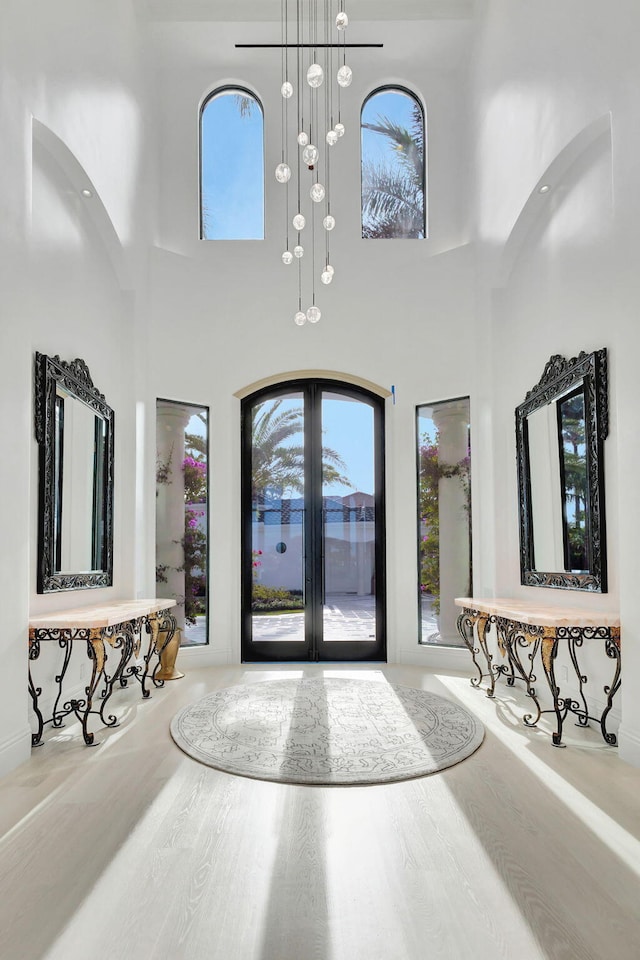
xmin=237 ymin=5 xmax=381 ymax=325
xmin=274 ymin=1 xmax=353 ymax=326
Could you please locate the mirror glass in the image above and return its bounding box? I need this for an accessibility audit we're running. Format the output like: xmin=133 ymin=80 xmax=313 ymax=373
xmin=516 ymin=349 xmax=607 ymax=592
xmin=35 ymin=353 xmax=114 ymax=592
xmin=53 ymin=387 xmax=108 ymax=574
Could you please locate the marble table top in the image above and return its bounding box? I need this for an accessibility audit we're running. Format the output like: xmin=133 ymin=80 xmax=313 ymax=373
xmin=455 ymin=597 xmax=620 ymax=628
xmin=29 ymin=599 xmax=176 ymax=631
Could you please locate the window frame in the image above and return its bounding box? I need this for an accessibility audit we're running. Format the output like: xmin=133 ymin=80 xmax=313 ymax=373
xmin=360 ymin=84 xmax=427 ymax=240
xmin=199 ymin=85 xmax=265 ymax=241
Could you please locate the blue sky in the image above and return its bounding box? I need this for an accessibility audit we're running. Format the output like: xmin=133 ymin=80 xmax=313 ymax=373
xmin=255 ymin=394 xmax=375 ymax=497
xmin=361 ymin=88 xmax=418 ymax=168
xmin=201 ymin=92 xmax=264 ymax=239
xmin=201 ymin=87 xmax=419 ymax=241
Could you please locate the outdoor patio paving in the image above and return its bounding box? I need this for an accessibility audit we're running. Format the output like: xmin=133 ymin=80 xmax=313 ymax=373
xmin=182 ymin=593 xmax=452 ymax=646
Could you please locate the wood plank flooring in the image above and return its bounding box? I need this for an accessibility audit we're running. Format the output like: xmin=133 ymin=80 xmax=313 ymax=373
xmin=1 ymin=663 xmax=639 ymax=960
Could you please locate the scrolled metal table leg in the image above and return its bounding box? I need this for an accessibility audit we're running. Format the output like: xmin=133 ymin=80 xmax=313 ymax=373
xmin=81 ymin=633 xmax=106 ymax=746
xmin=540 ymin=635 xmax=566 ymax=747
xmin=600 ymin=633 xmax=621 ymax=746
xmin=476 ymin=615 xmax=496 ymax=698
xmin=98 ymin=624 xmax=134 ymax=727
xmin=563 ymin=627 xmax=589 ymax=727
xmin=457 ymin=610 xmax=485 ymax=689
xmin=52 ymin=636 xmax=73 ymax=728
xmin=28 ymin=636 xmax=44 ymax=748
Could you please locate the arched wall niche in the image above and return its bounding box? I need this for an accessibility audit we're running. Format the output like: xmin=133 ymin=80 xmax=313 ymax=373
xmin=496 ymin=112 xmax=612 ymax=289
xmin=31 ymin=117 xmax=131 ymax=291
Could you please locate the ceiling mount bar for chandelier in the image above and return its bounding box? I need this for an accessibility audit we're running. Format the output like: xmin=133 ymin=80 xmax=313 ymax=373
xmin=235 ymin=43 xmax=383 ymax=48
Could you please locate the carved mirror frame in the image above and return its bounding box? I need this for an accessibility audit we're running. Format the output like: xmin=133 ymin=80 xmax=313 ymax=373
xmin=515 ymin=348 xmax=608 ymax=592
xmin=35 ymin=353 xmax=114 ymax=593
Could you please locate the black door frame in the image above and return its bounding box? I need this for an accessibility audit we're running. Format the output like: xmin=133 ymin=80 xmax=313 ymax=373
xmin=241 ymin=378 xmax=386 ymax=662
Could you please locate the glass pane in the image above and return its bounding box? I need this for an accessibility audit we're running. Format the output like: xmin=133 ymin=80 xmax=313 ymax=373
xmin=251 ymin=394 xmax=305 ymax=643
xmin=201 ymin=90 xmax=264 ymax=240
xmin=417 ymin=398 xmax=471 ymax=646
xmin=361 ymin=88 xmax=425 ymax=239
xmin=54 ymin=389 xmax=107 ymax=574
xmin=322 ymin=394 xmax=377 ymax=642
xmin=156 ymin=401 xmax=209 ymax=646
xmin=558 ymin=390 xmax=588 ymax=572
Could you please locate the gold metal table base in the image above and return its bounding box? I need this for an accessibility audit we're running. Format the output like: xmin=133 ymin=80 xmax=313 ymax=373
xmin=456 ymin=607 xmax=621 ymax=747
xmin=28 ymin=608 xmax=178 ymax=746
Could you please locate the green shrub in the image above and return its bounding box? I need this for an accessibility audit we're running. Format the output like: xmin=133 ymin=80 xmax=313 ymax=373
xmin=252 ymin=584 xmax=304 ymax=612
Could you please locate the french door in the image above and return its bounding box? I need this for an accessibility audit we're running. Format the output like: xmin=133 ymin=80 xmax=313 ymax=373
xmin=241 ymin=380 xmax=386 ymax=662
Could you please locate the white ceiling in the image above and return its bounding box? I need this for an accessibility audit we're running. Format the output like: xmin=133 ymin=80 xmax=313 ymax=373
xmin=140 ymin=0 xmax=475 ymax=23
xmin=145 ymin=1 xmax=476 ymax=72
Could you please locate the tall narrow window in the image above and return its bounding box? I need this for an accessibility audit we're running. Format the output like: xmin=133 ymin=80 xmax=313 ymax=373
xmin=361 ymin=87 xmax=425 ymax=239
xmin=156 ymin=400 xmax=209 ymax=647
xmin=200 ymin=87 xmax=264 ymax=240
xmin=417 ymin=398 xmax=471 ymax=646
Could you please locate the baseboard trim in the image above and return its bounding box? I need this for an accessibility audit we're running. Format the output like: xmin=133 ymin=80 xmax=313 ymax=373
xmin=178 ymin=644 xmax=232 ymax=667
xmin=397 ymin=644 xmax=472 ymax=672
xmin=0 ymin=725 xmax=32 ymax=778
xmin=617 ymin=724 xmax=640 ymax=768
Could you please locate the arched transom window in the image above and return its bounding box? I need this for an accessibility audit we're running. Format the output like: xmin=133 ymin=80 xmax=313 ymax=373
xmin=200 ymin=87 xmax=264 ymax=240
xmin=361 ymin=87 xmax=426 ymax=239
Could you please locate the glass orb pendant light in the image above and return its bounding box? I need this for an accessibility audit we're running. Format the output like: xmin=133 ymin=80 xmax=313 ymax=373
xmin=302 ymin=144 xmax=319 ymax=168
xmin=306 ymin=63 xmax=324 ymax=88
xmin=275 ymin=162 xmax=291 ymax=183
xmin=337 ymin=65 xmax=353 ymax=88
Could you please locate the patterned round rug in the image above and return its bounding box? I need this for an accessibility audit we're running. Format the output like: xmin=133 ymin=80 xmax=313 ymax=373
xmin=170 ymin=678 xmax=484 ymax=785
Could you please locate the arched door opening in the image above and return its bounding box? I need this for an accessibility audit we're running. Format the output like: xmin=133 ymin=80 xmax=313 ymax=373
xmin=241 ymin=379 xmax=386 ymax=662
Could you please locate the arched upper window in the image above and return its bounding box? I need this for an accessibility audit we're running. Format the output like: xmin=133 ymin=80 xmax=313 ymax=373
xmin=361 ymin=87 xmax=426 ymax=239
xmin=200 ymin=87 xmax=264 ymax=240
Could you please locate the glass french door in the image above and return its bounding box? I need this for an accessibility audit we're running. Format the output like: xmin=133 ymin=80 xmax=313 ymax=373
xmin=241 ymin=380 xmax=386 ymax=662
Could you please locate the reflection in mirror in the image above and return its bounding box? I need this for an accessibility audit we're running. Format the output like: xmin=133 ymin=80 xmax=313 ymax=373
xmin=558 ymin=387 xmax=588 ymax=572
xmin=516 ymin=349 xmax=608 ymax=592
xmin=35 ymin=353 xmax=114 ymax=593
xmin=53 ymin=387 xmax=108 ymax=574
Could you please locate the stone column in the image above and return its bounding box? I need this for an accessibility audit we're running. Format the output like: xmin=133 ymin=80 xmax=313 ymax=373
xmin=431 ymin=401 xmax=471 ymax=643
xmin=156 ymin=402 xmax=191 ymax=633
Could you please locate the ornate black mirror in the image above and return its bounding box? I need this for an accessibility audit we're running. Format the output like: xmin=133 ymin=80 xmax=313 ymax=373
xmin=516 ymin=348 xmax=608 ymax=592
xmin=35 ymin=353 xmax=114 ymax=592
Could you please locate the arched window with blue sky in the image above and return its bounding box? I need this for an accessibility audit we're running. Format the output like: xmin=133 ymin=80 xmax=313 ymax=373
xmin=200 ymin=87 xmax=264 ymax=240
xmin=361 ymin=87 xmax=426 ymax=239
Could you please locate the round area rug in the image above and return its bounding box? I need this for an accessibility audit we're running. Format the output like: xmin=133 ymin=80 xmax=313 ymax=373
xmin=170 ymin=678 xmax=484 ymax=785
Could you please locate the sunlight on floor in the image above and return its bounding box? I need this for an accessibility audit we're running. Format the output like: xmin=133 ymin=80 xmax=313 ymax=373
xmin=437 ymin=673 xmax=640 ymax=878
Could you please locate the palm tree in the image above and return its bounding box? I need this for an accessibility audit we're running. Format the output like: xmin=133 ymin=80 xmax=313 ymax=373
xmin=362 ymin=103 xmax=425 ymax=239
xmin=251 ymin=399 xmax=351 ymax=502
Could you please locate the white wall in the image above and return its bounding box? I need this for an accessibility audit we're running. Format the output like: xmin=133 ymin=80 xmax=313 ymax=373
xmin=471 ymin=0 xmax=640 ymax=758
xmin=0 ymin=0 xmax=148 ymax=776
xmin=145 ymin=14 xmax=477 ymax=669
xmin=3 ymin=0 xmax=639 ymax=777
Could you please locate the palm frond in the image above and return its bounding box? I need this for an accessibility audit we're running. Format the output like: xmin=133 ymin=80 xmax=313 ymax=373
xmin=362 ymin=162 xmax=424 ymax=238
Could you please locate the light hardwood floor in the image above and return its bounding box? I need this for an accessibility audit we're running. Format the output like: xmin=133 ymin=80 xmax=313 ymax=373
xmin=1 ymin=662 xmax=639 ymax=960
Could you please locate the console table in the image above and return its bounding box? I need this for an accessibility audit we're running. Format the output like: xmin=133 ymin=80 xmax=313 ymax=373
xmin=455 ymin=598 xmax=620 ymax=747
xmin=28 ymin=599 xmax=177 ymax=747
